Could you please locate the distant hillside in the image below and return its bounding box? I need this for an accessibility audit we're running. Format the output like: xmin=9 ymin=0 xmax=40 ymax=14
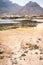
xmin=0 ymin=0 xmax=21 ymax=14
xmin=0 ymin=0 xmax=43 ymax=15
xmin=18 ymin=1 xmax=43 ymax=15
xmin=7 ymin=3 xmax=21 ymax=14
xmin=0 ymin=0 xmax=11 ymax=13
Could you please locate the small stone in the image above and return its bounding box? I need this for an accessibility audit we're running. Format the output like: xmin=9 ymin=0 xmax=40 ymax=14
xmin=14 ymin=60 xmax=17 ymax=64
xmin=36 ymin=41 xmax=39 ymax=43
xmin=0 ymin=49 xmax=4 ymax=54
xmin=39 ymin=56 xmax=43 ymax=60
xmin=34 ymin=45 xmax=39 ymax=49
xmin=24 ymin=58 xmax=25 ymax=60
xmin=35 ymin=52 xmax=38 ymax=54
xmin=21 ymin=53 xmax=26 ymax=57
xmin=20 ymin=58 xmax=22 ymax=60
xmin=0 ymin=55 xmax=4 ymax=59
xmin=38 ymin=38 xmax=41 ymax=41
xmin=24 ymin=50 xmax=28 ymax=53
xmin=26 ymin=43 xmax=29 ymax=45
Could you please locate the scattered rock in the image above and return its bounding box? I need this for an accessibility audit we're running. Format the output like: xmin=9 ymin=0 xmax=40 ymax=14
xmin=24 ymin=50 xmax=28 ymax=53
xmin=35 ymin=52 xmax=38 ymax=54
xmin=0 ymin=49 xmax=4 ymax=54
xmin=39 ymin=56 xmax=43 ymax=60
xmin=11 ymin=59 xmax=17 ymax=65
xmin=38 ymin=38 xmax=41 ymax=41
xmin=40 ymin=48 xmax=43 ymax=54
xmin=34 ymin=45 xmax=39 ymax=49
xmin=0 ymin=55 xmax=4 ymax=59
xmin=24 ymin=58 xmax=25 ymax=60
xmin=21 ymin=53 xmax=26 ymax=57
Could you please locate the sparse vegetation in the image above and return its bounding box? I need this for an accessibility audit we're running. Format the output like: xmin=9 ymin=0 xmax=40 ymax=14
xmin=28 ymin=44 xmax=34 ymax=50
xmin=28 ymin=44 xmax=39 ymax=50
xmin=20 ymin=20 xmax=37 ymax=27
xmin=0 ymin=18 xmax=39 ymax=30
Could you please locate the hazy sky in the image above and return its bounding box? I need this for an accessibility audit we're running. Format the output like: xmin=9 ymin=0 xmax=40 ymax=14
xmin=10 ymin=0 xmax=43 ymax=7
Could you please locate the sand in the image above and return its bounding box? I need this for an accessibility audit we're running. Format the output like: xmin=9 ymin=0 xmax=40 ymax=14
xmin=0 ymin=25 xmax=43 ymax=65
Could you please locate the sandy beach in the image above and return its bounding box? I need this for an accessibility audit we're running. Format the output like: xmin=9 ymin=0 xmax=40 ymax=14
xmin=0 ymin=24 xmax=43 ymax=65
